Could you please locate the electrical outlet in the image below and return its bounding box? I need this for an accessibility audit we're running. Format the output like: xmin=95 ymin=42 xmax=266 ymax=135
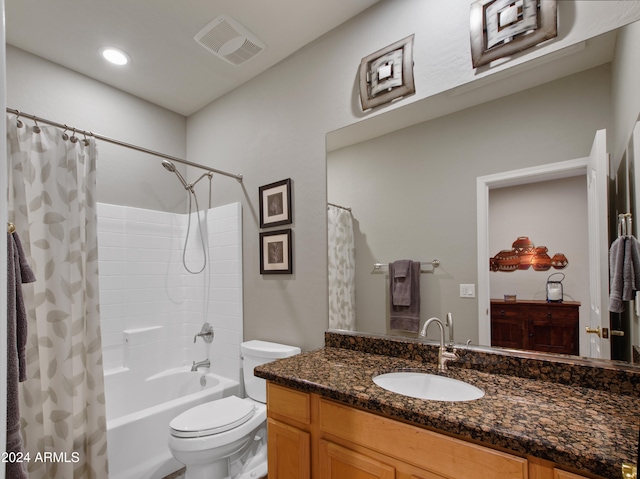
xmin=460 ymin=284 xmax=476 ymax=298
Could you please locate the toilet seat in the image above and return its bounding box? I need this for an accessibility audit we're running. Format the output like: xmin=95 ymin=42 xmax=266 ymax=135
xmin=170 ymin=396 xmax=256 ymax=438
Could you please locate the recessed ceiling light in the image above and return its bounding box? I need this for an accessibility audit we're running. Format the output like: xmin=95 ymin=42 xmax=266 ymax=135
xmin=101 ymin=47 xmax=130 ymax=66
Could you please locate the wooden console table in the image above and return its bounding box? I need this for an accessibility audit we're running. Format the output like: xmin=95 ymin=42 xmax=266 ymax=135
xmin=490 ymin=299 xmax=580 ymax=355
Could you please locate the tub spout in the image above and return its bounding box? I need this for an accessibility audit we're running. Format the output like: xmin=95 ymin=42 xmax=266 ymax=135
xmin=191 ymin=359 xmax=210 ymax=372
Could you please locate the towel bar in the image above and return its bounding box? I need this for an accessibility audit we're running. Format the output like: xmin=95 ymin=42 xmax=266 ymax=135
xmin=374 ymin=259 xmax=440 ymax=270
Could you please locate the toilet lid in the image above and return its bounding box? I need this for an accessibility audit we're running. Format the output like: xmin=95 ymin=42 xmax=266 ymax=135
xmin=170 ymin=396 xmax=256 ymax=438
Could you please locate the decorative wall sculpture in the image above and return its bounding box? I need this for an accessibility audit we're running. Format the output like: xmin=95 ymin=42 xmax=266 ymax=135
xmin=470 ymin=0 xmax=558 ymax=68
xmin=359 ymin=35 xmax=415 ymax=111
xmin=490 ymin=236 xmax=568 ymax=272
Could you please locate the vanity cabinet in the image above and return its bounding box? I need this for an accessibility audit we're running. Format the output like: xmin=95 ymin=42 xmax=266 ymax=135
xmin=266 ymin=383 xmax=597 ymax=479
xmin=490 ymin=299 xmax=580 ymax=355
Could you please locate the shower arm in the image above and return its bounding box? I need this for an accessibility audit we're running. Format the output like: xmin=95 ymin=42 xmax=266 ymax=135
xmin=188 ymin=171 xmax=214 ymax=191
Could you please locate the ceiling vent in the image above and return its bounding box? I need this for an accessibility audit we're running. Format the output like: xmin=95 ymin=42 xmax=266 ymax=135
xmin=195 ymin=14 xmax=266 ymax=66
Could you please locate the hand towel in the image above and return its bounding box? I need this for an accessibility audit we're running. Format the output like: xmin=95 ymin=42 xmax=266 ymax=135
xmin=7 ymin=231 xmax=35 ymax=479
xmin=628 ymin=235 xmax=640 ymax=292
xmin=12 ymin=232 xmax=35 ymax=381
xmin=389 ymin=260 xmax=421 ymax=333
xmin=623 ymin=237 xmax=635 ymax=302
xmin=392 ymin=259 xmax=411 ymax=306
xmin=609 ymin=235 xmax=640 ymax=313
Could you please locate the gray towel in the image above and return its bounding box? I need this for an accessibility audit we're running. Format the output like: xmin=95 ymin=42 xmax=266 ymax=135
xmin=389 ymin=260 xmax=421 ymax=332
xmin=609 ymin=237 xmax=625 ymax=313
xmin=392 ymin=259 xmax=411 ymax=306
xmin=609 ymin=235 xmax=640 ymax=313
xmin=628 ymin=236 xmax=640 ymax=293
xmin=7 ymin=231 xmax=35 ymax=479
xmin=623 ymin=237 xmax=635 ymax=301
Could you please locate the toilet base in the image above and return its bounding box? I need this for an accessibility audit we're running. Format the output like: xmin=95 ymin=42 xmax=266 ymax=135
xmin=174 ymin=421 xmax=267 ymax=479
xmin=182 ymin=440 xmax=267 ymax=479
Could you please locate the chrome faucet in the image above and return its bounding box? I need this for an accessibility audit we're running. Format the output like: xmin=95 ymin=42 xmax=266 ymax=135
xmin=419 ymin=317 xmax=457 ymax=370
xmin=191 ymin=359 xmax=210 ymax=371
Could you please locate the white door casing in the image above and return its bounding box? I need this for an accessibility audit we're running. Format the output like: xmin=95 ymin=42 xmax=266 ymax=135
xmin=477 ymin=129 xmax=609 ymax=358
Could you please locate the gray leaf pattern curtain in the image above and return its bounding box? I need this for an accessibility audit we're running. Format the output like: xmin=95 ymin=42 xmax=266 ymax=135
xmin=7 ymin=118 xmax=108 ymax=478
xmin=327 ymin=205 xmax=356 ymax=330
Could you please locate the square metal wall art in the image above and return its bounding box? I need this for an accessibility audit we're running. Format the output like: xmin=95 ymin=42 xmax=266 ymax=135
xmin=470 ymin=0 xmax=557 ymax=68
xmin=359 ymin=34 xmax=415 ymax=111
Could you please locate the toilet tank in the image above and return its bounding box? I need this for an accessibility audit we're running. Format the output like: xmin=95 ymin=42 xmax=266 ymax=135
xmin=241 ymin=340 xmax=301 ymax=403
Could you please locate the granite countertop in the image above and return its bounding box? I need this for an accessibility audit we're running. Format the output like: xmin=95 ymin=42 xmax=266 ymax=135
xmin=255 ymin=345 xmax=640 ymax=479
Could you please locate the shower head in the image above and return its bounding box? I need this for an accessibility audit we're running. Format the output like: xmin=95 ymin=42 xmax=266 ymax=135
xmin=161 ymin=160 xmax=190 ymax=190
xmin=161 ymin=159 xmax=177 ymax=172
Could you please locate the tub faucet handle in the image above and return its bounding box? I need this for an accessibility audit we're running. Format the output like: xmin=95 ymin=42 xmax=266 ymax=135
xmin=194 ymin=323 xmax=214 ymax=343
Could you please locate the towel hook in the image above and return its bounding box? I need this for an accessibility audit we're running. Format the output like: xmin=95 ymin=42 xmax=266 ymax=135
xmin=618 ymin=213 xmax=633 ymax=238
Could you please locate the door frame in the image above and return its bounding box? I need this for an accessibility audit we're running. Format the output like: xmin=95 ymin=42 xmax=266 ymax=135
xmin=477 ymin=158 xmax=589 ymax=347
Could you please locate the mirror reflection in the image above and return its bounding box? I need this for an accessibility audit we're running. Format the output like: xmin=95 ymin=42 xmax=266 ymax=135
xmin=327 ymin=21 xmax=640 ymax=364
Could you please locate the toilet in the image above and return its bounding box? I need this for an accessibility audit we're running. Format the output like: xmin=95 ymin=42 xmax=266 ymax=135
xmin=168 ymin=340 xmax=301 ymax=479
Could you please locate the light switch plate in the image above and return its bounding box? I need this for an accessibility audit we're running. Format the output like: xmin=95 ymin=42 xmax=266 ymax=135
xmin=460 ymin=284 xmax=476 ymax=298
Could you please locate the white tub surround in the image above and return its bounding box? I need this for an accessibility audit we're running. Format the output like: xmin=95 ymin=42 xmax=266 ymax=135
xmin=97 ymin=201 xmax=243 ymax=479
xmin=97 ymin=202 xmax=243 ymax=379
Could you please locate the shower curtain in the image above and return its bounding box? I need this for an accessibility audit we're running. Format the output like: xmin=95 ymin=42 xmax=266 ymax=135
xmin=7 ymin=118 xmax=108 ymax=478
xmin=327 ymin=205 xmax=356 ymax=330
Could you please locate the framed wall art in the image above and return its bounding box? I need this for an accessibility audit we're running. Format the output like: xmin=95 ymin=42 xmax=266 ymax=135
xmin=259 ymin=178 xmax=292 ymax=228
xmin=470 ymin=0 xmax=557 ymax=68
xmin=260 ymin=229 xmax=292 ymax=274
xmin=358 ymin=34 xmax=415 ymax=111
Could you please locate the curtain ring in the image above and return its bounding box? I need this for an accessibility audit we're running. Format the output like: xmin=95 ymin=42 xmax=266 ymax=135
xmin=82 ymin=131 xmax=90 ymax=147
xmin=70 ymin=127 xmax=78 ymax=143
xmin=33 ymin=119 xmax=41 ymax=134
xmin=62 ymin=125 xmax=69 ymax=141
xmin=15 ymin=111 xmax=23 ymax=129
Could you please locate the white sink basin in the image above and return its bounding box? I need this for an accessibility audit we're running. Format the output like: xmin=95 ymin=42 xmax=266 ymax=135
xmin=373 ymin=371 xmax=484 ymax=402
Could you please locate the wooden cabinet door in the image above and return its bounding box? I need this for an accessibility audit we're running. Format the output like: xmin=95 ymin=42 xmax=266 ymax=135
xmin=491 ymin=305 xmax=525 ymax=349
xmin=267 ymin=418 xmax=310 ymax=479
xmin=527 ymin=305 xmax=578 ymax=355
xmin=320 ymin=440 xmax=395 ymax=479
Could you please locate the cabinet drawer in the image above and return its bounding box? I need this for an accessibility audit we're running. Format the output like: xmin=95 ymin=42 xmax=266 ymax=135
xmin=267 ymin=383 xmax=311 ymax=425
xmin=490 ymin=305 xmax=522 ymax=319
xmin=528 ymin=306 xmax=578 ymax=321
xmin=319 ymin=399 xmax=527 ymax=479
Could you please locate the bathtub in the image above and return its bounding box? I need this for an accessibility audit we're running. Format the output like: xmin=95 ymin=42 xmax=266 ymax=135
xmin=106 ymin=367 xmax=240 ymax=479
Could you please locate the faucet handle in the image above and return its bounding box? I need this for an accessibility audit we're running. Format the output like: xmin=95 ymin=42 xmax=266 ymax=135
xmin=194 ymin=322 xmax=214 ymax=343
xmin=441 ymin=349 xmax=458 ymax=369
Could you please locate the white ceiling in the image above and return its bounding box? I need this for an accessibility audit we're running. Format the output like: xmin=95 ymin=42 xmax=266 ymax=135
xmin=5 ymin=0 xmax=381 ymax=116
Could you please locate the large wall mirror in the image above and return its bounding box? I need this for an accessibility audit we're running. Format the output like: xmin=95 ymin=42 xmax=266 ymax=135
xmin=327 ymin=20 xmax=640 ymax=365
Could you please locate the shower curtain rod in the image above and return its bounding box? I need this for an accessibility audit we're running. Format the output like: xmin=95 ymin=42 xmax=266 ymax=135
xmin=327 ymin=202 xmax=352 ymax=212
xmin=6 ymin=108 xmax=243 ymax=182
